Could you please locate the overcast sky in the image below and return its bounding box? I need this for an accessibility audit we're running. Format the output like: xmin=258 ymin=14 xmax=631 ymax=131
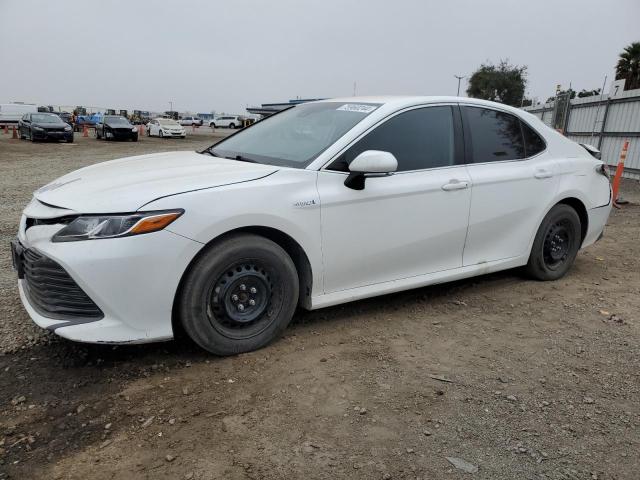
xmin=1 ymin=0 xmax=637 ymax=114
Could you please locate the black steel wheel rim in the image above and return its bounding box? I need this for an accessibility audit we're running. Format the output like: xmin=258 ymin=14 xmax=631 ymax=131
xmin=543 ymin=219 xmax=573 ymax=269
xmin=206 ymin=261 xmax=278 ymax=339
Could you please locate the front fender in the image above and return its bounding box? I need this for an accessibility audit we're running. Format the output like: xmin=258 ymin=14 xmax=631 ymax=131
xmin=142 ymin=169 xmax=324 ymax=296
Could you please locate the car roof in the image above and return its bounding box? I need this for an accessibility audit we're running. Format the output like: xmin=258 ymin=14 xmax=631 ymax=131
xmin=315 ymin=95 xmax=528 ymax=115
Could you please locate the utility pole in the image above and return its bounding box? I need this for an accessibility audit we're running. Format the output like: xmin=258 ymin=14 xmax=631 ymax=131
xmin=454 ymin=75 xmax=465 ymax=96
xmin=353 ymin=81 xmax=357 ymax=96
xmin=169 ymin=101 xmax=173 ymax=112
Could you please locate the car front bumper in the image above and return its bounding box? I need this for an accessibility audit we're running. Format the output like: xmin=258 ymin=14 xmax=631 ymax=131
xmin=33 ymin=129 xmax=73 ymax=141
xmin=14 ymin=219 xmax=202 ymax=344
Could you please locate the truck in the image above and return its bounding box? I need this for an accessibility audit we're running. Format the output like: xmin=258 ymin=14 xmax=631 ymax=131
xmin=0 ymin=103 xmax=38 ymax=125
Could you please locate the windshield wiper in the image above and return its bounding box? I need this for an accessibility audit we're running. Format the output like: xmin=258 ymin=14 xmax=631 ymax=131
xmin=203 ymin=148 xmax=258 ymax=163
xmin=228 ymin=154 xmax=258 ymax=164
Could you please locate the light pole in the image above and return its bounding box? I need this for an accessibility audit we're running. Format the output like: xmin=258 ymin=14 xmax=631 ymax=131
xmin=454 ymin=75 xmax=465 ymax=96
xmin=169 ymin=101 xmax=173 ymax=112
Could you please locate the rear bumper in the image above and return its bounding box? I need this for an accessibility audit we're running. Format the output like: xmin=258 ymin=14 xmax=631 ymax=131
xmin=582 ymin=202 xmax=612 ymax=248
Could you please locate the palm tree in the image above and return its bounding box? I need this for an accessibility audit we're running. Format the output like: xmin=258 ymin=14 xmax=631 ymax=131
xmin=615 ymin=42 xmax=640 ymax=91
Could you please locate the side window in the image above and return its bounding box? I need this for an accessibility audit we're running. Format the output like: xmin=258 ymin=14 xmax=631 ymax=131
xmin=464 ymin=107 xmax=525 ymax=162
xmin=521 ymin=122 xmax=545 ymax=157
xmin=329 ymin=106 xmax=455 ymax=172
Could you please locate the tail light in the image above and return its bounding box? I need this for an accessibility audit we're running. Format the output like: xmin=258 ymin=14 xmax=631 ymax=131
xmin=596 ymin=163 xmax=610 ymax=180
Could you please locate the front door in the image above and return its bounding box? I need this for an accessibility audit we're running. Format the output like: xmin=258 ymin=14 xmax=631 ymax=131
xmin=317 ymin=105 xmax=472 ymax=294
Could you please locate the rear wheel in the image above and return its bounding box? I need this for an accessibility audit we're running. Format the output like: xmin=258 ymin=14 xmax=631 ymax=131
xmin=525 ymin=204 xmax=581 ymax=281
xmin=229 ymin=123 xmax=236 ymax=129
xmin=159 ymin=130 xmax=163 ymax=138
xmin=179 ymin=234 xmax=299 ymax=356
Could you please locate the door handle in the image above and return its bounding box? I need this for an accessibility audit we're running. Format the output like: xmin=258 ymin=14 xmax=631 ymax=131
xmin=534 ymin=169 xmax=553 ymax=179
xmin=441 ymin=180 xmax=470 ymax=191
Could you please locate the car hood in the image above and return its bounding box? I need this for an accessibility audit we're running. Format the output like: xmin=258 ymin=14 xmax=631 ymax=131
xmin=33 ymin=151 xmax=278 ymax=214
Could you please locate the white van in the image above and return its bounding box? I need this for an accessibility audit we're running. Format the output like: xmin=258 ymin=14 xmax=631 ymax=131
xmin=0 ymin=103 xmax=38 ymax=124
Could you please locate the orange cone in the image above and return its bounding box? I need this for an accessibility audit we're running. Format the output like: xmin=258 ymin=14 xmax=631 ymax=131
xmin=12 ymin=126 xmax=17 ymax=139
xmin=611 ymin=140 xmax=629 ymax=208
xmin=138 ymin=124 xmax=144 ymax=136
xmin=83 ymin=125 xmax=88 ymax=137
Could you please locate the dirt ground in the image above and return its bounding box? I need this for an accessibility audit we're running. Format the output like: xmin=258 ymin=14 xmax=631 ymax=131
xmin=0 ymin=130 xmax=639 ymax=480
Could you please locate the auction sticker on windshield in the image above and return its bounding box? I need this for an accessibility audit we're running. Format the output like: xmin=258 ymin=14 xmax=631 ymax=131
xmin=336 ymin=104 xmax=378 ymax=113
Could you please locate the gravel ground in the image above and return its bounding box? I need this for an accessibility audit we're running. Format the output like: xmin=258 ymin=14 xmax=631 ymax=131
xmin=0 ymin=131 xmax=639 ymax=479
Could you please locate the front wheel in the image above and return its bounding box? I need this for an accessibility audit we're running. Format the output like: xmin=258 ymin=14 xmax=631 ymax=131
xmin=525 ymin=204 xmax=582 ymax=281
xmin=159 ymin=130 xmax=163 ymax=138
xmin=179 ymin=234 xmax=299 ymax=356
xmin=228 ymin=123 xmax=235 ymax=129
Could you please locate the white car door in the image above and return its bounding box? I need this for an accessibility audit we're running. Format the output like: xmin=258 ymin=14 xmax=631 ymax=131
xmin=317 ymin=105 xmax=472 ymax=294
xmin=460 ymin=105 xmax=559 ymax=266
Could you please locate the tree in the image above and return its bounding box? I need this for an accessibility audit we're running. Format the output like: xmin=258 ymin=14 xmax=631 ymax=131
xmin=466 ymin=60 xmax=527 ymax=107
xmin=577 ymin=88 xmax=601 ymax=98
xmin=615 ymin=42 xmax=640 ymax=91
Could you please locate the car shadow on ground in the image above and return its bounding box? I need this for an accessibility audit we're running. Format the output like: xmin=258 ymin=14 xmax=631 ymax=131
xmin=5 ymin=266 xmax=527 ymax=372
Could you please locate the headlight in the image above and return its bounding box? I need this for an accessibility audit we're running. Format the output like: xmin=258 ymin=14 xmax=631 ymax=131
xmin=51 ymin=210 xmax=183 ymax=242
xmin=131 ymin=127 xmax=137 ymax=132
xmin=64 ymin=126 xmax=72 ymax=131
xmin=33 ymin=126 xmax=44 ymax=131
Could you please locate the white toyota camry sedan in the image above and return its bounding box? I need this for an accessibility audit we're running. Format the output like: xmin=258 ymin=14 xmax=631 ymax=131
xmin=12 ymin=96 xmax=612 ymax=355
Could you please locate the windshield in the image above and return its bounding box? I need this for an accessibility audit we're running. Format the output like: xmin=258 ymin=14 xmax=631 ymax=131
xmin=207 ymin=102 xmax=380 ymax=168
xmin=32 ymin=114 xmax=62 ymax=123
xmin=158 ymin=118 xmax=179 ymax=126
xmin=104 ymin=116 xmax=131 ymax=125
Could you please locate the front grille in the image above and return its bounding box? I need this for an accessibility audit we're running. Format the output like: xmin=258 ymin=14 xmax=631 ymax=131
xmin=46 ymin=127 xmax=66 ymax=133
xmin=21 ymin=248 xmax=103 ymax=320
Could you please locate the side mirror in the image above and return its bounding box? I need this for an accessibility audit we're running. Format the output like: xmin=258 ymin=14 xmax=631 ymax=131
xmin=344 ymin=150 xmax=398 ymax=190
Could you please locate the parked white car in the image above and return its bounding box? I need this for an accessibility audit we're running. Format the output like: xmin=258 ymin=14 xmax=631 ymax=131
xmin=12 ymin=96 xmax=611 ymax=355
xmin=147 ymin=118 xmax=186 ymax=138
xmin=209 ymin=115 xmax=242 ymax=129
xmin=179 ymin=116 xmax=203 ymax=126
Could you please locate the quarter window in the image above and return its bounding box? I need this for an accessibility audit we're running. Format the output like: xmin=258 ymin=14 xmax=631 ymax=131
xmin=521 ymin=122 xmax=545 ymax=157
xmin=329 ymin=106 xmax=455 ymax=172
xmin=464 ymin=107 xmax=525 ymax=162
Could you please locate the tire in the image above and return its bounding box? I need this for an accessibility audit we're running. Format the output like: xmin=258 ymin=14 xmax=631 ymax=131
xmin=67 ymin=137 xmax=73 ymax=143
xmin=96 ymin=129 xmax=101 ymax=140
xmin=525 ymin=204 xmax=582 ymax=281
xmin=159 ymin=130 xmax=163 ymax=138
xmin=229 ymin=123 xmax=235 ymax=129
xmin=179 ymin=233 xmax=299 ymax=356
xmin=210 ymin=123 xmax=216 ymax=129
xmin=29 ymin=129 xmax=36 ymax=142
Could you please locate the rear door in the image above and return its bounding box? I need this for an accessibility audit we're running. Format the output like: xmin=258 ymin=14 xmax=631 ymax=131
xmin=317 ymin=104 xmax=472 ymax=293
xmin=461 ymin=105 xmax=558 ymax=265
